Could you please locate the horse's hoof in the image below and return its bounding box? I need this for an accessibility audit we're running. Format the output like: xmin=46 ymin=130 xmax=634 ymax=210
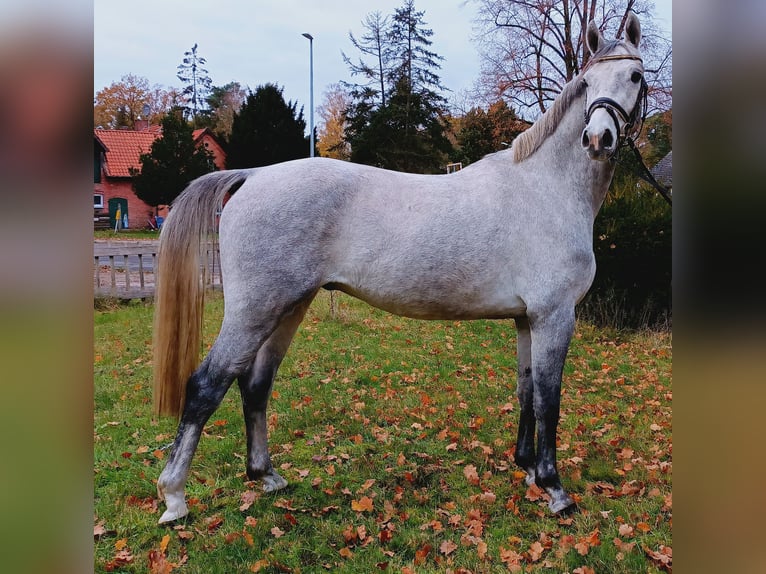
xmin=549 ymin=495 xmax=577 ymax=515
xmin=157 ymin=491 xmax=189 ymax=524
xmin=262 ymin=470 xmax=288 ymax=493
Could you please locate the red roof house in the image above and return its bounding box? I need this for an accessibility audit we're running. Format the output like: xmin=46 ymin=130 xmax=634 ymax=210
xmin=93 ymin=122 xmax=226 ymax=229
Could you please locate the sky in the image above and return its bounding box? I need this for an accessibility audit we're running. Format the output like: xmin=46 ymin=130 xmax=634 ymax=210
xmin=94 ymin=0 xmax=672 ymax=122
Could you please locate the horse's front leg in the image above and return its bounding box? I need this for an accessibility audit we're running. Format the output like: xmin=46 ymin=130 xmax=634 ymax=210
xmin=514 ymin=317 xmax=537 ymax=486
xmin=157 ymin=357 xmax=235 ymax=523
xmin=529 ymin=307 xmax=577 ymax=514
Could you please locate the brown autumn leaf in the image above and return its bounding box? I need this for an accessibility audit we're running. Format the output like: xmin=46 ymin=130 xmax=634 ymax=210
xmin=439 ymin=539 xmax=458 ymax=556
xmin=463 ymin=464 xmax=480 ymax=486
xmin=613 ymin=537 xmax=636 ymax=553
xmin=527 ymin=540 xmax=545 ymax=562
xmin=499 ymin=547 xmax=523 ymax=572
xmin=94 ymin=519 xmax=115 ymax=540
xmin=351 ymin=496 xmax=374 ymax=512
xmin=201 ymin=515 xmax=222 ymax=533
xmin=104 ymin=548 xmax=134 ymax=571
xmin=224 ymin=532 xmax=241 ymax=544
xmin=147 ymin=548 xmax=174 ymax=574
xmin=573 ymin=567 xmax=596 ymax=574
xmin=414 ymin=543 xmax=432 ymax=565
xmin=271 ymin=526 xmax=285 ymax=538
xmin=249 ymin=559 xmax=270 ymax=572
xmin=339 ymin=546 xmax=353 ymax=559
xmin=524 ymin=483 xmax=546 ymax=502
xmin=643 ymin=544 xmax=672 ymax=572
xmin=240 ymin=490 xmax=257 ymax=512
xmin=618 ymin=523 xmax=634 ymax=537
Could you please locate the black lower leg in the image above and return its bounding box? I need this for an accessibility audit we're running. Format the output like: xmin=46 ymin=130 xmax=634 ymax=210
xmin=238 ymin=364 xmax=278 ymax=480
xmin=514 ymin=367 xmax=536 ymax=471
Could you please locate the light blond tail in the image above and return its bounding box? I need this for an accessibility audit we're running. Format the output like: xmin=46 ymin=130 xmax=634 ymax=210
xmin=152 ymin=170 xmax=249 ymax=418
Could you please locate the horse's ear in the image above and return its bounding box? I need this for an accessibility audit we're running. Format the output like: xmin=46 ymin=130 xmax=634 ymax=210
xmin=625 ymin=11 xmax=642 ymax=48
xmin=586 ymin=20 xmax=604 ymax=55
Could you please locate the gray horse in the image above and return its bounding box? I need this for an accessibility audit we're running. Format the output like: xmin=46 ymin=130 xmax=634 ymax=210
xmin=153 ymin=13 xmax=647 ymax=523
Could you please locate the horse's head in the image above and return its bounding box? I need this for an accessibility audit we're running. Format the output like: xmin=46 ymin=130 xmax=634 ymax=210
xmin=580 ymin=12 xmax=647 ymax=161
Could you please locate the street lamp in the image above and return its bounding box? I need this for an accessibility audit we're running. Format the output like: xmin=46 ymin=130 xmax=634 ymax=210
xmin=302 ymin=32 xmax=314 ymax=158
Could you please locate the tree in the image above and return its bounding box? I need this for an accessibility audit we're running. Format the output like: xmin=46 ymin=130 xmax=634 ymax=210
xmin=130 ymin=108 xmax=218 ymax=210
xmin=176 ymin=43 xmax=213 ymax=125
xmin=94 ymin=74 xmax=149 ymax=129
xmin=199 ymin=81 xmax=248 ymax=140
xmin=317 ymin=83 xmax=352 ymax=160
xmin=94 ymin=74 xmax=181 ymax=129
xmin=454 ymin=100 xmax=529 ymax=165
xmin=471 ymin=0 xmax=672 ymax=117
xmin=345 ymin=0 xmax=453 ymax=173
xmin=226 ymin=83 xmax=309 ymax=168
xmin=342 ymin=12 xmax=392 ymax=107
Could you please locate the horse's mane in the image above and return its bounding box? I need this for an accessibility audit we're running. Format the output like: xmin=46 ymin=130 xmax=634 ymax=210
xmin=512 ymin=40 xmax=622 ymax=163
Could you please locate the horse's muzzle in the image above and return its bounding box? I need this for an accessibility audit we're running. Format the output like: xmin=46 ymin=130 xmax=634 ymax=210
xmin=581 ymin=125 xmax=615 ymax=161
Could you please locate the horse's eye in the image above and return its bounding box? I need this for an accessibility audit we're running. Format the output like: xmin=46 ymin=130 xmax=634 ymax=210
xmin=631 ymin=71 xmax=643 ymax=84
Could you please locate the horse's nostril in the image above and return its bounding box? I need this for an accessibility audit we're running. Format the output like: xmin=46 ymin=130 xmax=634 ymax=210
xmin=602 ymin=130 xmax=614 ymax=148
xmin=581 ymin=130 xmax=590 ymax=148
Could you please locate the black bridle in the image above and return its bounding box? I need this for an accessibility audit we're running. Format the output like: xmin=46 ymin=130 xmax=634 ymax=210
xmin=583 ymin=54 xmax=648 ymax=153
xmin=583 ymin=54 xmax=671 ymax=206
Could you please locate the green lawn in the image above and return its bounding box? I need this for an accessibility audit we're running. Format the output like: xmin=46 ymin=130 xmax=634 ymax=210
xmin=94 ymin=291 xmax=672 ymax=573
xmin=95 ymin=229 xmax=161 ymax=241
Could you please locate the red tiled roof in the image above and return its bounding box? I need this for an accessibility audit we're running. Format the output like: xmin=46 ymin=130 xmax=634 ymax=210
xmin=94 ymin=128 xmax=159 ymax=178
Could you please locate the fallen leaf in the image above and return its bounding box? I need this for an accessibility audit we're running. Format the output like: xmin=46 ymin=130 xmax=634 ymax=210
xmin=148 ymin=548 xmax=174 ymax=574
xmin=249 ymin=559 xmax=270 ymax=572
xmin=271 ymin=526 xmax=285 ymax=538
xmin=205 ymin=515 xmax=224 ymax=533
xmin=463 ymin=464 xmax=480 ymax=485
xmin=240 ymin=490 xmax=257 ymax=512
xmin=414 ymin=543 xmax=432 ymax=565
xmin=527 ymin=540 xmax=544 ymax=562
xmin=618 ymin=523 xmax=634 ymax=538
xmin=351 ymin=496 xmax=374 ymax=512
xmin=439 ymin=539 xmax=458 ymax=556
xmin=643 ymin=544 xmax=672 ymax=572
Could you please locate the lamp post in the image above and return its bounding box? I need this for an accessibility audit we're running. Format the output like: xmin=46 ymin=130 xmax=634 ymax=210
xmin=302 ymin=32 xmax=314 ymax=158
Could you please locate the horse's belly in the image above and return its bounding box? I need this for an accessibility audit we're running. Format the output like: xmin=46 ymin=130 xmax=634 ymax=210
xmin=324 ymin=279 xmax=527 ymax=321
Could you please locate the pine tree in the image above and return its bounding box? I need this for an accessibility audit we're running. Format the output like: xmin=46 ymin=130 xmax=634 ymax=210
xmin=226 ymin=84 xmax=310 ymax=168
xmin=130 ymin=109 xmax=217 ymax=209
xmin=345 ymin=0 xmax=453 ymax=173
xmin=176 ymin=43 xmax=213 ymax=125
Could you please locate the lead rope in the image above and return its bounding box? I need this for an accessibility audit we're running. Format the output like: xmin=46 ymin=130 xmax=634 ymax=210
xmin=623 ymin=139 xmax=673 ymax=206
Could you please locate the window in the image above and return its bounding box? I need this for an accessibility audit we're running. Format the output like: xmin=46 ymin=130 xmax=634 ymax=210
xmin=94 ymin=194 xmax=104 ymax=209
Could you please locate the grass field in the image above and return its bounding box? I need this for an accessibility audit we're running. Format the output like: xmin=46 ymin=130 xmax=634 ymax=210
xmin=95 ymin=229 xmax=161 ymax=241
xmin=94 ymin=291 xmax=671 ymax=573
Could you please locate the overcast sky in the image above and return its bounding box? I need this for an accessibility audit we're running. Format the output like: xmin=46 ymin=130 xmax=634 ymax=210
xmin=94 ymin=0 xmax=672 ymax=121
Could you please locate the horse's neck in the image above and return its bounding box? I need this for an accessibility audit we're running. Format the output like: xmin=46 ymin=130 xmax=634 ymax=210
xmin=547 ymin=95 xmax=616 ymax=219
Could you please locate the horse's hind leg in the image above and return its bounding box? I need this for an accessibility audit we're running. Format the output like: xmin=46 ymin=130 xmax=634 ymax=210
xmin=238 ymin=299 xmax=312 ymax=493
xmin=513 ymin=317 xmax=537 ymax=486
xmin=157 ymin=322 xmax=274 ymax=524
xmin=529 ymin=307 xmax=577 ymax=515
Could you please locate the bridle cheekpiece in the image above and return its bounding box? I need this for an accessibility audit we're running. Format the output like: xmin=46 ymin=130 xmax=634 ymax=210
xmin=583 ymin=54 xmax=648 ymax=159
